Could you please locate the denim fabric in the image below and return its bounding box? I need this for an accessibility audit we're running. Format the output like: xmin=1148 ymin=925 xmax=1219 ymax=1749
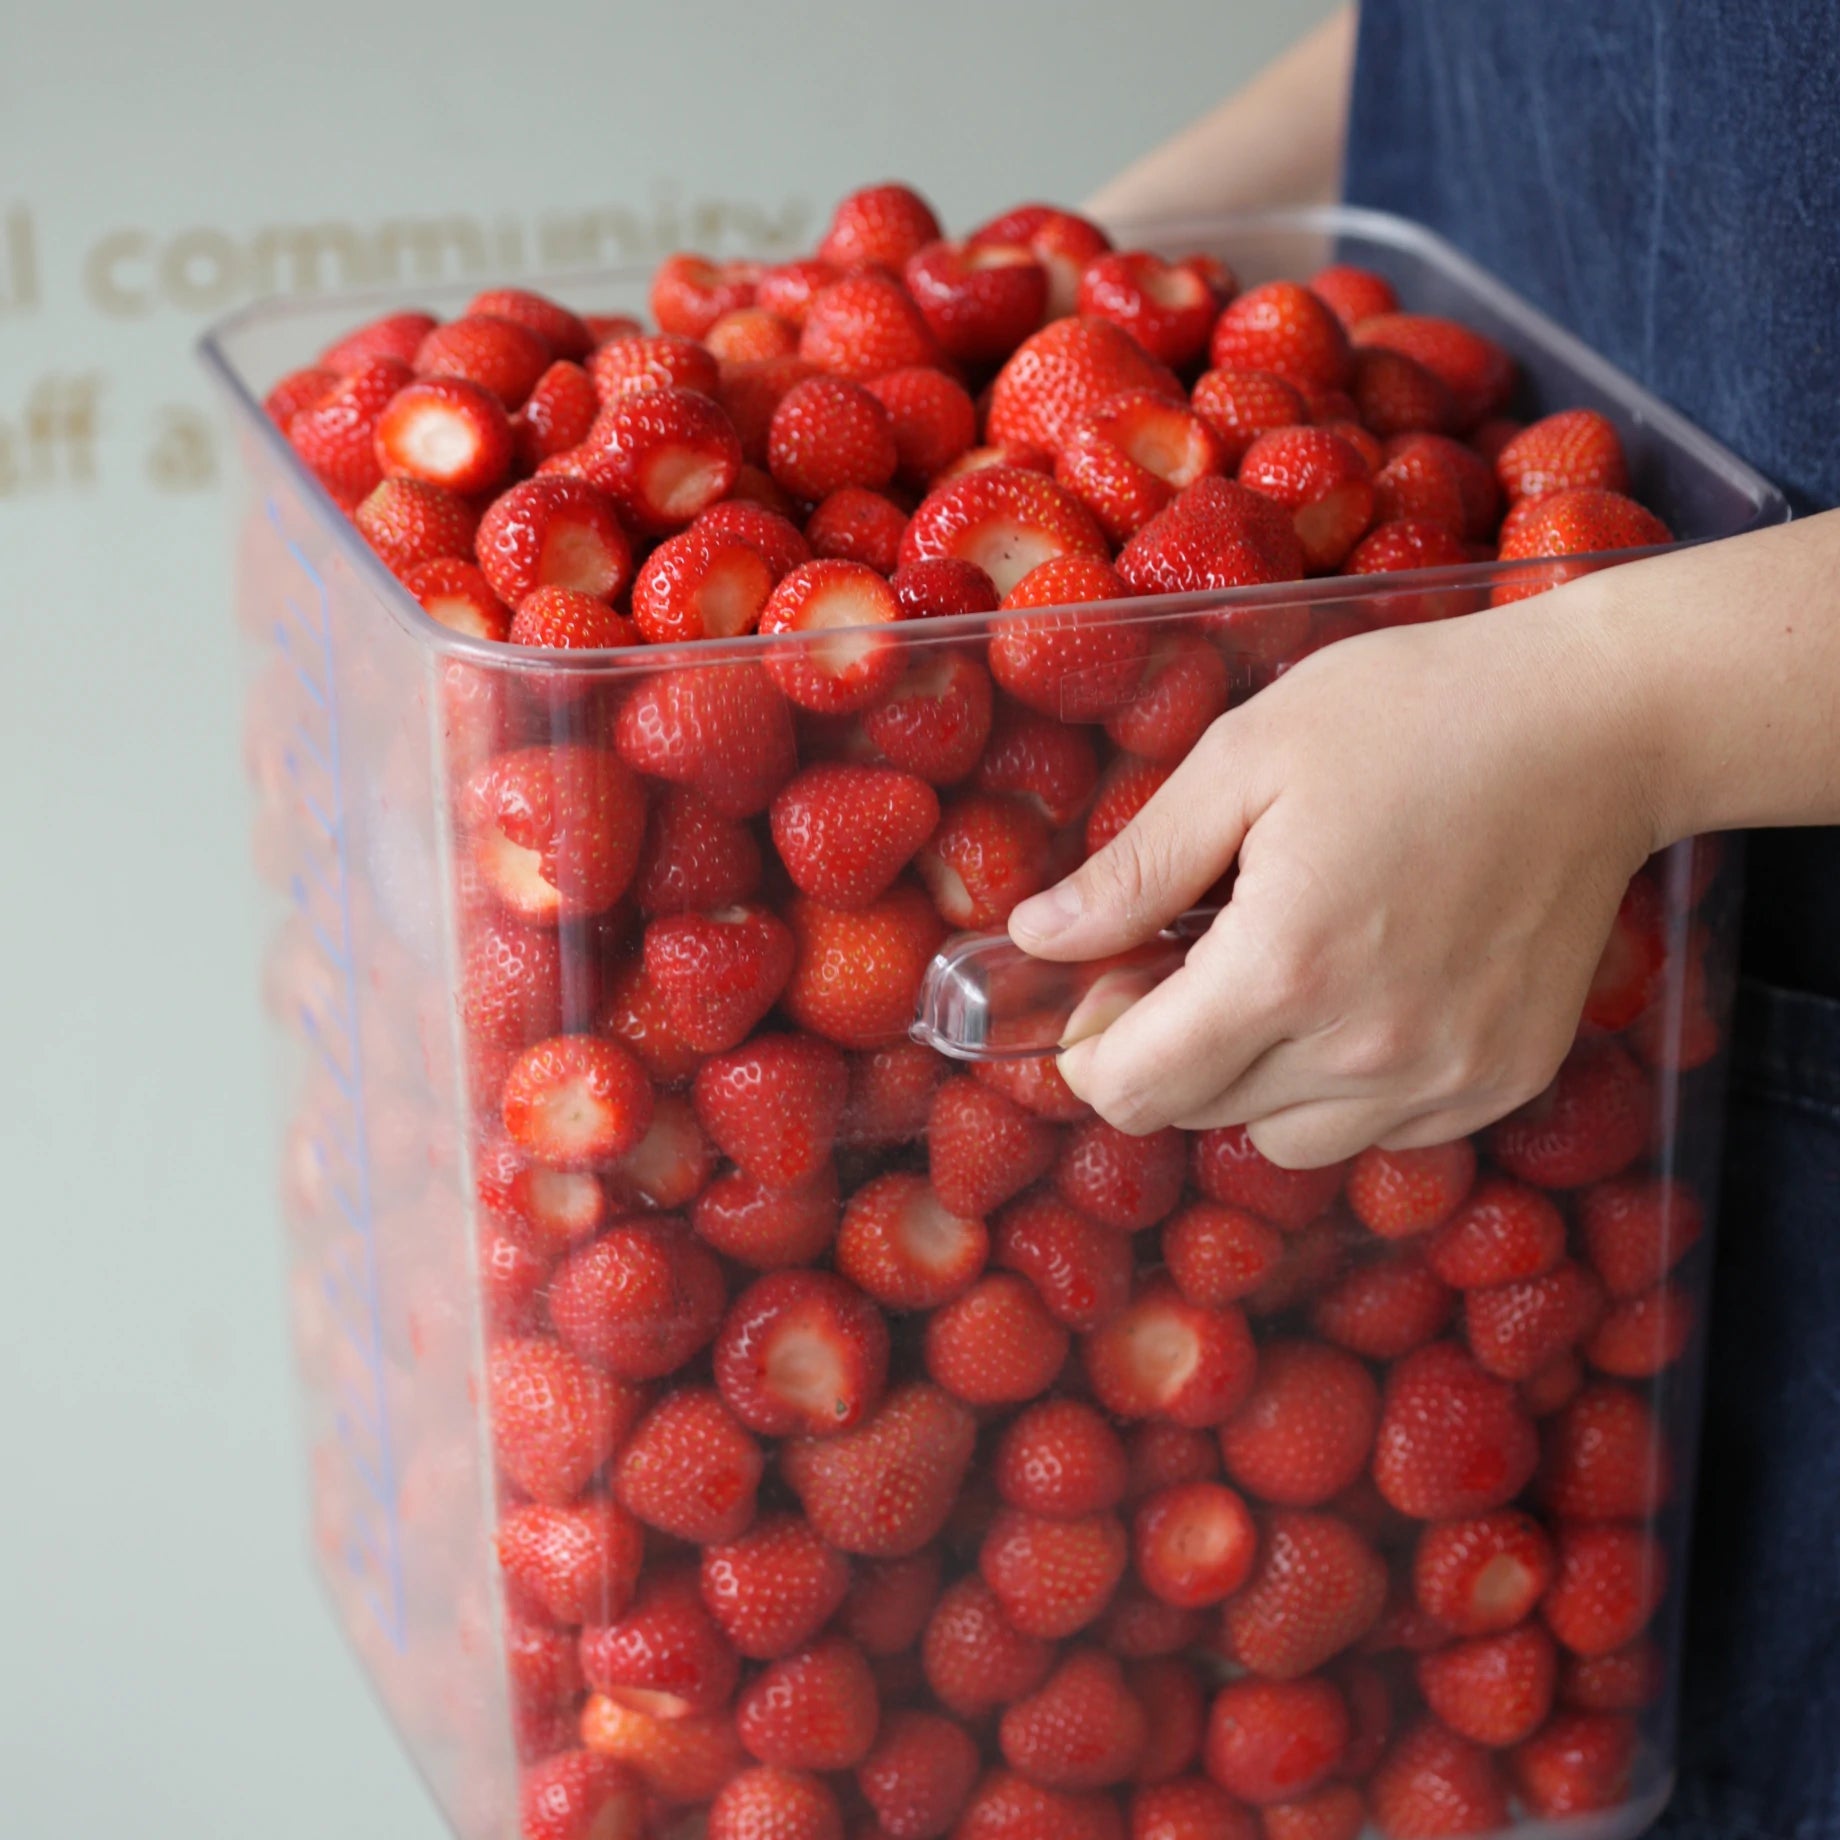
xmin=1343 ymin=10 xmax=1840 ymax=1834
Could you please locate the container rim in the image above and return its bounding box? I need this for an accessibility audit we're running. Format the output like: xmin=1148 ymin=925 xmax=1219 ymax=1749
xmin=197 ymin=204 xmax=1791 ymax=676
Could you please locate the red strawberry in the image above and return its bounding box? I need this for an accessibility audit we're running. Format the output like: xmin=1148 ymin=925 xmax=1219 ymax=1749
xmin=514 ymin=361 xmax=602 ymax=471
xmin=995 ymin=1189 xmax=1133 ymax=1332
xmin=1353 ymin=316 xmax=1514 ymax=429
xmin=615 ymin=661 xmax=797 ymax=818
xmin=477 ymin=476 xmax=633 ymax=605
xmin=707 ymin=1766 xmax=842 ymax=1840
xmin=1576 ymin=1175 xmax=1702 ymax=1296
xmin=1206 ymin=1676 xmax=1350 ymax=1805
xmin=1368 ymin=444 xmax=1467 ymax=536
xmin=1210 ymin=283 xmax=1352 ymax=392
xmin=693 ymin=1164 xmax=840 ymax=1269
xmin=649 ymin=253 xmax=759 ymax=340
xmin=375 ymin=374 xmax=513 ymax=496
xmin=1191 ymin=369 xmax=1310 ymax=469
xmin=1127 ymin=1655 xmax=1208 ymax=1785
xmin=355 ymin=475 xmax=478 ymax=578
xmin=818 ymin=183 xmax=942 ymax=269
xmin=1001 ymin=1648 xmax=1148 ymax=1790
xmin=926 ymin=1272 xmax=1071 ymax=1406
xmin=1078 ymin=251 xmax=1218 ymax=369
xmin=489 ymin=1335 xmax=643 ymax=1504
xmin=976 ymin=1051 xmax=1092 ymax=1122
xmin=606 ymin=1092 xmax=717 ymax=1212
xmin=1218 ymin=1341 xmax=1379 ymax=1507
xmin=1308 ymin=264 xmax=1399 ymax=328
xmin=1385 ymin=434 xmax=1501 ymax=541
xmin=287 ymin=354 xmax=413 ymax=500
xmin=1237 ymin=426 xmax=1375 ymax=572
xmin=1308 ymin=1250 xmax=1454 ymax=1361
xmin=1521 ymin=1351 xmax=1586 ymax=1417
xmin=1125 ymin=1422 xmax=1222 ymax=1500
xmin=614 ymin=1387 xmax=762 ymax=1544
xmin=635 ymin=788 xmax=762 ymax=918
xmin=891 ymin=556 xmax=1001 ymax=622
xmin=599 ymin=955 xmax=704 ymax=1086
xmin=757 ymin=559 xmax=903 ymax=713
xmin=1417 ymin=1625 xmax=1557 ymax=1750
xmin=691 ymin=1031 xmax=847 ymax=1187
xmin=1245 ymin=1218 xmax=1350 ymax=1319
xmin=461 ymin=914 xmax=564 ymax=1051
xmin=867 ymin=366 xmax=979 ymax=486
xmin=783 ymin=885 xmax=946 ymax=1048
xmin=1368 ymin=1718 xmax=1507 ymax=1840
xmin=1558 ymin=1639 xmax=1663 ymax=1714
xmin=1346 ymin=1143 xmax=1476 ymax=1240
xmin=629 ymin=528 xmax=773 ymax=645
xmin=1463 ymin=1260 xmax=1607 ymax=1381
xmin=1510 ymin=1710 xmax=1637 ymax=1818
xmin=917 ymin=792 xmax=1053 ymax=927
xmin=1218 ymin=1510 xmax=1387 ymax=1678
xmin=508 ymin=585 xmax=638 ymax=653
xmin=1413 ymin=1511 xmax=1556 ymax=1636
xmin=772 ymin=764 xmax=940 ymax=908
xmin=993 ymin=1397 xmax=1129 ymax=1520
xmin=992 ymin=558 xmax=1149 ymax=720
xmin=579 ymin=1563 xmax=740 ymax=1719
xmin=767 ymin=375 xmax=898 ymax=501
xmin=498 ymin=1498 xmax=645 ymax=1627
xmin=416 ymin=313 xmax=550 ymax=409
xmin=976 ymin=703 xmax=1101 ymax=824
xmin=1131 ymin=1480 xmax=1258 ymax=1609
xmin=696 ymin=497 xmax=813 ymax=581
xmin=905 ymin=238 xmax=1049 ymax=368
xmin=1057 ymin=391 xmax=1226 ymax=543
xmin=405 ymin=555 xmax=512 ymax=639
xmin=643 ymin=904 xmax=795 ymax=1054
xmin=839 ymin=1546 xmax=941 ymax=1659
xmin=805 ymin=483 xmax=910 ymax=572
xmin=699 ymin=1511 xmax=852 ymax=1662
xmin=1082 ymin=754 xmax=1172 ymax=861
xmin=1488 ymin=1038 xmax=1651 ymax=1189
xmin=547 ymin=1218 xmax=724 ymax=1377
xmin=1542 ymin=1524 xmax=1667 ymax=1658
xmin=838 ymin=1172 xmax=989 ymax=1310
xmin=902 ymin=465 xmax=1110 ymax=598
xmin=465 ymin=286 xmax=591 ymax=361
xmin=319 ymin=310 xmax=436 ymax=374
xmin=922 ymin=1573 xmax=1057 ymax=1715
xmin=1539 ymin=1383 xmax=1672 ymax=1518
xmin=1583 ymin=875 xmax=1667 ymax=1031
xmin=844 ymin=1040 xmax=947 ymax=1146
xmin=1371 ymin=1342 xmax=1539 ymax=1519
xmin=1192 ymin=1128 xmax=1346 ymax=1229
xmin=1083 ymin=1277 xmax=1257 ymax=1428
xmin=1260 ymin=1787 xmax=1365 ymax=1840
xmin=1492 ymin=487 xmax=1672 ymax=604
xmin=860 ymin=647 xmax=995 ymax=783
xmin=477 ymin=1133 xmax=606 ymax=1250
xmin=1348 ymin=347 xmax=1456 ymax=439
xmin=956 ymin=1772 xmax=1127 ymax=1840
xmin=938 ymin=440 xmax=1057 ymax=482
xmin=589 ymin=332 xmax=720 ymax=403
xmin=1095 ymin=1583 xmax=1208 ymax=1662
xmin=1054 ymin=1119 xmax=1185 ymax=1234
xmin=969 ymin=203 xmax=1112 ymax=319
xmin=1584 ymin=1282 xmax=1693 ymax=1377
xmin=858 ymin=1708 xmax=981 ymax=1839
xmin=579 ymin=386 xmax=741 ymax=535
xmin=986 ymin=312 xmax=1184 ymax=452
xmin=1495 ymin=409 xmax=1628 ymax=504
xmin=519 ymin=1750 xmax=643 ymax=1840
xmin=981 ymin=1505 xmax=1129 ymax=1638
xmin=579 ymin=1697 xmax=748 ymax=1801
xmin=1134 ymin=1777 xmax=1257 ymax=1840
xmin=784 ymin=1381 xmax=977 ymax=1557
xmin=718 ymin=354 xmax=821 ymax=465
xmin=1116 ymin=475 xmax=1306 ymax=609
xmin=715 ymin=1268 xmax=889 ymax=1437
xmin=801 ymin=272 xmax=941 ymax=381
xmin=756 ymin=258 xmax=841 ymax=327
xmin=1345 ymin=518 xmax=1472 ymax=583
xmin=1422 ymin=1178 xmax=1564 ymax=1289
xmin=701 ymin=309 xmax=793 ymax=366
xmin=501 ymin=1035 xmax=654 ymax=1170
xmin=1103 ymin=631 xmax=1231 ymax=763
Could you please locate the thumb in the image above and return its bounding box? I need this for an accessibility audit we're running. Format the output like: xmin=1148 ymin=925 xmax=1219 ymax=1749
xmin=1008 ymin=725 xmax=1256 ymax=961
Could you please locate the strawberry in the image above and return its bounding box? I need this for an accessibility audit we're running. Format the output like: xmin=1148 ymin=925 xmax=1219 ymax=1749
xmin=1103 ymin=631 xmax=1231 ymax=763
xmin=1576 ymin=1175 xmax=1702 ymax=1296
xmin=467 ymin=287 xmax=592 ymax=362
xmin=1308 ymin=1251 xmax=1454 ymax=1361
xmin=906 ymin=238 xmax=1050 ymax=366
xmin=922 ymin=1573 xmax=1057 ymax=1715
xmin=287 ymin=354 xmax=413 ymax=501
xmin=1088 ymin=755 xmax=1178 ymax=856
xmin=993 ymin=1397 xmax=1129 ymax=1520
xmin=1495 ymin=409 xmax=1628 ymax=504
xmin=649 ymin=253 xmax=759 ymax=340
xmin=1346 ymin=518 xmax=1472 ymax=584
xmin=588 ymin=333 xmax=721 ymax=403
xmin=1422 ymin=1178 xmax=1564 ymax=1290
xmin=838 ymin=1171 xmax=989 ymax=1309
xmin=599 ymin=955 xmax=705 ymax=1086
xmin=1245 ymin=1218 xmax=1350 ymax=1318
xmin=1510 ymin=1710 xmax=1637 ymax=1818
xmin=696 ymin=497 xmax=814 ymax=581
xmin=768 ymin=375 xmax=899 ymax=501
xmin=1057 ymin=391 xmax=1226 ymax=543
xmin=1583 ymin=875 xmax=1667 ymax=1030
xmin=757 ymin=258 xmax=842 ymax=327
xmin=988 ymin=316 xmax=1184 ymax=452
xmin=508 ymin=585 xmax=638 ymax=653
xmin=1218 ymin=1341 xmax=1379 ymax=1507
xmin=579 ymin=1564 xmax=741 ymax=1719
xmin=519 ymin=1750 xmax=644 ymax=1840
xmin=844 ymin=1040 xmax=947 ymax=1146
xmin=782 ymin=885 xmax=946 ymax=1048
xmin=1463 ymin=1260 xmax=1607 ymax=1381
xmin=1542 ymin=1523 xmax=1667 ymax=1658
xmin=1308 ymin=264 xmax=1399 ymax=329
xmin=1489 ymin=1038 xmax=1651 ymax=1189
xmin=629 ymin=527 xmax=775 ymax=644
xmin=502 ymin=1035 xmax=654 ymax=1171
xmin=1136 ymin=1778 xmax=1258 ymax=1840
xmin=1368 ymin=1718 xmax=1507 ymax=1840
xmin=1371 ymin=1342 xmax=1539 ymax=1519
xmin=1127 ymin=1655 xmax=1208 ymax=1785
xmin=938 ymin=440 xmax=1058 ymax=482
xmin=691 ymin=1030 xmax=847 ymax=1188
xmin=818 ymin=183 xmax=942 ymax=268
xmin=975 ymin=703 xmax=1101 ymax=825
xmin=926 ymin=1272 xmax=1072 ymax=1406
xmin=547 ymin=1218 xmax=724 ymax=1377
xmin=1001 ymin=1648 xmax=1148 ymax=1790
xmin=1116 ymin=475 xmax=1306 ymax=610
xmin=699 ymin=1511 xmax=852 ymax=1661
xmin=1218 ymin=1510 xmax=1387 ymax=1677
xmin=416 ymin=313 xmax=551 ymax=409
xmin=957 ymin=1772 xmax=1128 ymax=1840
xmin=708 ymin=1766 xmax=842 ymax=1840
xmin=992 ymin=562 xmax=1151 ymax=723
xmin=917 ymin=792 xmax=1053 ymax=927
xmin=735 ymin=1631 xmax=880 ymax=1771
xmin=1412 ymin=1510 xmax=1556 ymax=1637
xmin=705 ymin=306 xmax=797 ymax=360
xmin=477 ymin=1135 xmax=607 ymax=1251
xmin=771 ymin=764 xmax=940 ymax=908
xmin=868 ymin=366 xmax=979 ymax=486
xmin=1345 ymin=1142 xmax=1477 ymax=1242
xmin=489 ymin=1335 xmax=643 ymax=1504
xmin=968 ymin=203 xmax=1112 ymax=319
xmin=607 ymin=1093 xmax=717 ymax=1211
xmin=461 ymin=914 xmax=564 ymax=1051
xmin=1352 ymin=315 xmax=1515 ymax=430
xmin=580 ymin=386 xmax=742 ymax=534
xmin=784 ymin=1380 xmax=977 ymax=1557
xmin=1096 ymin=1582 xmax=1208 ymax=1662
xmin=805 ymin=483 xmax=909 ymax=573
xmin=1539 ymin=1382 xmax=1672 ymax=1518
xmin=860 ymin=648 xmax=995 ymax=783
xmin=1237 ymin=426 xmax=1375 ymax=573
xmin=1206 ymin=1677 xmax=1350 ymax=1805
xmin=614 ymin=660 xmax=798 ymax=818
xmin=1085 ymin=1277 xmax=1258 ymax=1428
xmin=514 ymin=365 xmax=603 ymax=475
xmin=981 ymin=1506 xmax=1130 ymax=1638
xmin=635 ymin=788 xmax=763 ymax=917
xmin=318 ymin=310 xmax=437 ymax=376
xmin=758 ymin=559 xmax=904 ymax=713
xmin=1584 ymin=1281 xmax=1694 ymax=1377
xmin=1209 ymin=283 xmax=1352 ymax=392
xmin=1384 ymin=435 xmax=1501 ymax=541
xmin=497 ymin=1498 xmax=646 ymax=1627
xmin=1521 ymin=1350 xmax=1586 ymax=1417
xmin=405 ymin=555 xmax=512 ymax=640
xmin=1335 ymin=1659 xmax=1397 ymax=1778
xmin=891 ymin=556 xmax=1001 ymax=621
xmin=643 ymin=903 xmax=796 ymax=1053
xmin=718 ymin=355 xmax=822 ymax=464
xmin=901 ymin=465 xmax=1110 ymax=598
xmin=354 ymin=474 xmax=479 ymax=578
xmin=1052 ymin=1120 xmax=1183 ymax=1234
xmin=1493 ymin=488 xmax=1672 ymax=603
xmin=801 ymin=272 xmax=941 ymax=381
xmin=1347 ymin=347 xmax=1456 ymax=440
xmin=1191 ymin=369 xmax=1311 ymax=469
xmin=837 ymin=1546 xmax=941 ymax=1658
xmin=1078 ymin=251 xmax=1218 ymax=369
xmin=1367 ymin=443 xmax=1468 ymax=536
xmin=715 ymin=1268 xmax=889 ymax=1437
xmin=476 ymin=476 xmax=633 ymax=606
xmin=481 ymin=1216 xmax=556 ymax=1332
xmin=858 ymin=1708 xmax=981 ymax=1839
xmin=614 ymin=1387 xmax=763 ymax=1544
xmin=1558 ymin=1639 xmax=1663 ymax=1713
xmin=1125 ymin=1422 xmax=1222 ymax=1500
xmin=1417 ymin=1624 xmax=1557 ymax=1751
xmin=579 ymin=1696 xmax=748 ymax=1802
xmin=375 ymin=375 xmax=514 ymax=498
xmin=1131 ymin=1480 xmax=1258 ymax=1609
xmin=994 ymin=1189 xmax=1134 ymax=1332
xmin=976 ymin=1051 xmax=1093 ymax=1122
xmin=693 ymin=1164 xmax=840 ymax=1269
xmin=1260 ymin=1786 xmax=1365 ymax=1840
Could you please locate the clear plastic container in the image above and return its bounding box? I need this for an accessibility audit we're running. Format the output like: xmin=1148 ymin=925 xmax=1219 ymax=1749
xmin=201 ymin=207 xmax=1789 ymax=1840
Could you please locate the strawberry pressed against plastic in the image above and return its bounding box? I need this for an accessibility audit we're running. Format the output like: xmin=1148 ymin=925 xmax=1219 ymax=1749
xmin=613 ymin=1386 xmax=763 ymax=1545
xmin=995 ymin=1189 xmax=1135 ymax=1333
xmin=781 ymin=884 xmax=946 ymax=1049
xmin=759 ymin=559 xmax=904 ymax=714
xmin=489 ymin=1335 xmax=643 ymax=1506
xmin=988 ymin=316 xmax=1185 ymax=453
xmin=1000 ymin=1647 xmax=1149 ymax=1790
xmin=547 ymin=1217 xmax=725 ymax=1378
xmin=496 ymin=1497 xmax=645 ymax=1628
xmin=1218 ymin=1340 xmax=1380 ymax=1507
xmin=771 ymin=763 xmax=940 ymax=907
xmin=1495 ymin=408 xmax=1630 ymax=504
xmin=1082 ymin=1276 xmax=1258 ymax=1429
xmin=579 ymin=1562 xmax=740 ymax=1719
xmin=476 ymin=475 xmax=633 ymax=607
xmin=614 ymin=660 xmax=798 ymax=819
xmin=1368 ymin=1717 xmax=1508 ymax=1840
xmin=1371 ymin=1341 xmax=1540 ymax=1520
xmin=1206 ymin=1676 xmax=1351 ymax=1806
xmin=691 ymin=1029 xmax=847 ymax=1187
xmin=995 ymin=1397 xmax=1131 ymax=1520
xmin=714 ymin=1267 xmax=890 ymax=1437
xmin=1131 ymin=1480 xmax=1258 ymax=1608
xmin=917 ymin=791 xmax=1053 ymax=928
xmin=707 ymin=1766 xmax=843 ymax=1840
xmin=980 ymin=1505 xmax=1130 ymax=1639
xmin=837 ymin=1171 xmax=990 ymax=1311
xmin=644 ymin=903 xmax=797 ymax=1054
xmin=858 ymin=1707 xmax=982 ymax=1839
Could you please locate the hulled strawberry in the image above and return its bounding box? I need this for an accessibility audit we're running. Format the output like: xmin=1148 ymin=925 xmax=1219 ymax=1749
xmin=995 ymin=1189 xmax=1134 ymax=1333
xmin=1492 ymin=487 xmax=1672 ymax=603
xmin=1463 ymin=1260 xmax=1608 ymax=1381
xmin=901 ymin=465 xmax=1110 ymax=598
xmin=649 ymin=252 xmax=760 ymax=339
xmin=1083 ymin=1276 xmax=1258 ymax=1428
xmin=643 ymin=903 xmax=796 ymax=1053
xmin=613 ymin=1387 xmax=763 ymax=1544
xmin=489 ymin=1335 xmax=643 ymax=1505
xmin=375 ymin=375 xmax=514 ymax=497
xmin=759 ymin=559 xmax=904 ymax=713
xmin=1078 ymin=250 xmax=1218 ymax=369
xmin=579 ymin=1563 xmax=740 ymax=1719
xmin=782 ymin=885 xmax=946 ymax=1048
xmin=1205 ymin=1677 xmax=1350 ymax=1806
xmin=905 ymin=238 xmax=1050 ymax=367
xmin=579 ymin=1696 xmax=749 ymax=1802
xmin=715 ymin=1268 xmax=890 ymax=1436
xmin=579 ymin=386 xmax=742 ymax=534
xmin=629 ymin=527 xmax=774 ymax=645
xmin=858 ymin=1707 xmax=982 ymax=1839
xmin=1413 ymin=1510 xmax=1556 ymax=1636
xmin=1353 ymin=314 xmax=1515 ymax=428
xmin=988 ymin=316 xmax=1184 ymax=453
xmin=1058 ymin=391 xmax=1226 ymax=543
xmin=1103 ymin=631 xmax=1231 ymax=762
xmin=968 ymin=203 xmax=1112 ymax=319
xmin=838 ymin=1171 xmax=989 ymax=1310
xmin=508 ymin=585 xmax=638 ymax=654
xmin=691 ymin=1030 xmax=848 ymax=1187
xmin=502 ymin=1036 xmax=654 ymax=1170
xmin=1237 ymin=426 xmax=1375 ymax=573
xmin=1116 ymin=476 xmax=1306 ymax=614
xmin=476 ymin=476 xmax=633 ymax=606
xmin=1371 ymin=1342 xmax=1539 ymax=1520
xmin=614 ymin=660 xmax=798 ymax=817
xmin=981 ymin=1505 xmax=1130 ymax=1639
xmin=917 ymin=792 xmax=1053 ymax=927
xmin=497 ymin=1497 xmax=646 ymax=1627
xmin=700 ymin=1512 xmax=853 ymax=1661
xmin=1132 ymin=1480 xmax=1258 ymax=1609
xmin=1218 ymin=1341 xmax=1379 ymax=1507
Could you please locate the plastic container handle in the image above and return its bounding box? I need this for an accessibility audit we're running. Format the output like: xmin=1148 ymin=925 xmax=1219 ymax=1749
xmin=911 ymin=910 xmax=1219 ymax=1061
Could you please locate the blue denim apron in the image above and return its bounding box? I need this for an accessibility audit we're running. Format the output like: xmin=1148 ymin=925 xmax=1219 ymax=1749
xmin=1344 ymin=6 xmax=1840 ymax=1834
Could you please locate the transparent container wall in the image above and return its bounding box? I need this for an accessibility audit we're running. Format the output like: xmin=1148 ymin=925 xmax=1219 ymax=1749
xmin=206 ymin=208 xmax=1787 ymax=1840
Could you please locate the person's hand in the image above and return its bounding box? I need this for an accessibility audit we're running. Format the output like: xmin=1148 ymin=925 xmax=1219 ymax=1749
xmin=1007 ymin=589 xmax=1664 ymax=1169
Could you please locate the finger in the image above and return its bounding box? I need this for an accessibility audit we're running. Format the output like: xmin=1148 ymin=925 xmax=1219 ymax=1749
xmin=1376 ymin=1104 xmax=1507 ymax=1153
xmin=1246 ymin=1099 xmax=1411 ymax=1171
xmin=1009 ymin=723 xmax=1256 ymax=962
xmin=1170 ymin=1035 xmax=1376 ymax=1132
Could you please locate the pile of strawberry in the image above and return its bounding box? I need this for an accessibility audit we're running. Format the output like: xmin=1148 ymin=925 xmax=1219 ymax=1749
xmin=269 ymin=185 xmax=1709 ymax=1840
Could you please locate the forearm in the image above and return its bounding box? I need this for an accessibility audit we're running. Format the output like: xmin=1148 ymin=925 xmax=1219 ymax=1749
xmin=1087 ymin=7 xmax=1357 ymax=224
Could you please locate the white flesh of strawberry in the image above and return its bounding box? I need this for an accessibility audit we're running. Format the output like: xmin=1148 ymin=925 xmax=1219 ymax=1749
xmin=695 ymin=550 xmax=770 ymax=638
xmin=1142 ymin=262 xmax=1208 ymax=311
xmin=1471 ymin=1552 xmax=1540 ymax=1624
xmin=603 ymin=1682 xmax=698 ymax=1723
xmin=1041 ymin=252 xmax=1082 ymax=320
xmin=917 ymin=852 xmax=975 ymax=928
xmin=959 ymin=518 xmax=1060 ymax=596
xmin=1125 ymin=1307 xmax=1201 ymax=1408
xmin=1295 ymin=483 xmax=1369 ymax=567
xmin=643 ymin=448 xmax=726 ymax=522
xmin=540 ymin=519 xmax=621 ymax=596
xmin=764 ymin=1311 xmax=850 ymax=1424
xmin=900 ymin=1190 xmax=981 ymax=1274
xmin=400 ymin=403 xmax=477 ymax=482
xmin=525 ymin=1165 xmax=603 ymax=1239
xmin=423 ymin=590 xmax=498 ymax=639
xmin=475 ymin=828 xmax=560 ymax=921
xmin=797 ymin=579 xmax=894 ymax=676
xmin=967 ymin=243 xmax=1037 ymax=275
xmin=532 ymin=1075 xmax=614 ymax=1159
xmin=613 ymin=1103 xmax=700 ymax=1206
xmin=1169 ymin=1499 xmax=1238 ymax=1572
xmin=1116 ymin=409 xmax=1213 ymax=487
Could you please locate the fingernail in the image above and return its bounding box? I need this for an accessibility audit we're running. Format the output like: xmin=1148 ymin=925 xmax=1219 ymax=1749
xmin=1011 ymin=881 xmax=1082 ymax=944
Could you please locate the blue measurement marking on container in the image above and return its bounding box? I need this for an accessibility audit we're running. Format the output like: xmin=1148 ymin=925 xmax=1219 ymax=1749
xmin=266 ymin=494 xmax=408 ymax=1654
